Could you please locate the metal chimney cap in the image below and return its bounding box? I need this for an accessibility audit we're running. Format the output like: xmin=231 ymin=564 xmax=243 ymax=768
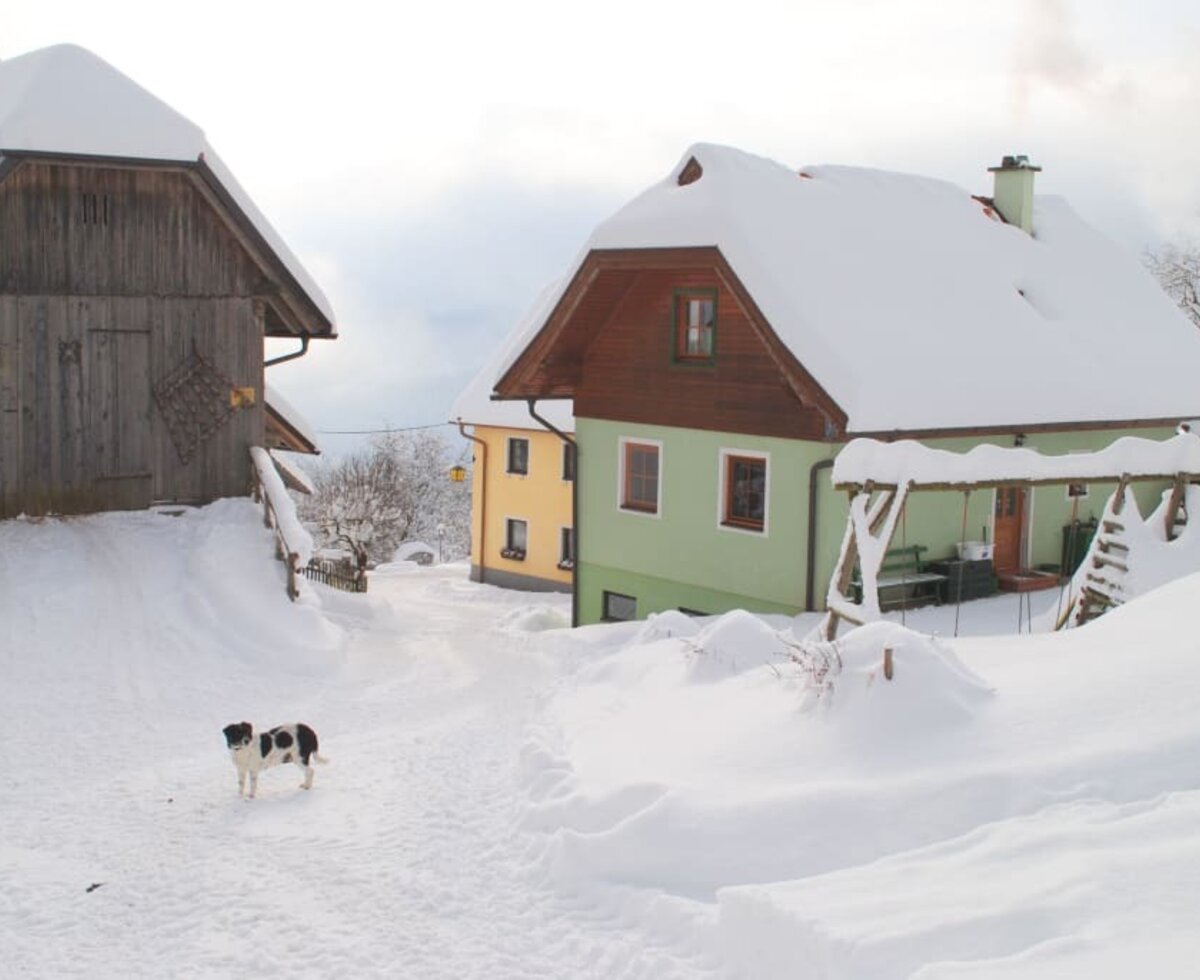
xmin=988 ymin=154 xmax=1042 ymax=173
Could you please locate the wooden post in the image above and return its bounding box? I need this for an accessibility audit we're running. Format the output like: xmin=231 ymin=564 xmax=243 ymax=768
xmin=883 ymin=646 xmax=894 ymax=680
xmin=287 ymin=552 xmax=299 ymax=601
xmin=1163 ymin=473 xmax=1186 ymax=540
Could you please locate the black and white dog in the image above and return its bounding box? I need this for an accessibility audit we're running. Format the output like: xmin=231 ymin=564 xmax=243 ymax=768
xmin=222 ymin=722 xmax=328 ymax=798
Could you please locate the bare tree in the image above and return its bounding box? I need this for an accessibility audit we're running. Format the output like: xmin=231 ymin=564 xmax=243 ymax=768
xmin=1145 ymin=243 xmax=1200 ymax=328
xmin=301 ymin=429 xmax=471 ymax=567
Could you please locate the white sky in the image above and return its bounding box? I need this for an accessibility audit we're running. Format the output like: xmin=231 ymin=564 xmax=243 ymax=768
xmin=4 ymin=0 xmax=1200 ymax=449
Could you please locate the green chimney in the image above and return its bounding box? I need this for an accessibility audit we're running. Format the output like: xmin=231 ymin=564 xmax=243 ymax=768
xmin=988 ymin=155 xmax=1041 ymax=234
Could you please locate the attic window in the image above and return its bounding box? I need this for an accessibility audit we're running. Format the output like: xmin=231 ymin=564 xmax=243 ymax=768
xmin=673 ymin=288 xmax=717 ymax=362
xmin=677 ymin=157 xmax=703 ymax=186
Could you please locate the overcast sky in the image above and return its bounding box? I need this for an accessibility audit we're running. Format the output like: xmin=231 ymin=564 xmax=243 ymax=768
xmin=5 ymin=0 xmax=1200 ymax=453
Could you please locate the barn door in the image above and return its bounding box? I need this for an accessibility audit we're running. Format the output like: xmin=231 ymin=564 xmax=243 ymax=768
xmin=993 ymin=485 xmax=1026 ymax=574
xmin=88 ymin=328 xmax=152 ymax=510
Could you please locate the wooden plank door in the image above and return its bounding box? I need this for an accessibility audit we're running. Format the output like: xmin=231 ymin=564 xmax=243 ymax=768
xmin=88 ymin=327 xmax=153 ymax=510
xmin=993 ymin=485 xmax=1026 ymax=573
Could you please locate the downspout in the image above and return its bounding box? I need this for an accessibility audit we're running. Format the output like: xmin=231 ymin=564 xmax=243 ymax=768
xmin=264 ymin=332 xmax=310 ymax=368
xmin=526 ymin=398 xmax=579 ymax=628
xmin=457 ymin=420 xmax=488 ymax=585
xmin=805 ymin=457 xmax=835 ymax=612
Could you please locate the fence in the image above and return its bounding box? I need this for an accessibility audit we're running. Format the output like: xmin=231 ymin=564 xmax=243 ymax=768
xmin=299 ymin=559 xmax=368 ymax=593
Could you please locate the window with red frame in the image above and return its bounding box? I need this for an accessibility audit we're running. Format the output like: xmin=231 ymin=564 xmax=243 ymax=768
xmin=723 ymin=455 xmax=766 ymax=531
xmin=621 ymin=442 xmax=660 ymax=513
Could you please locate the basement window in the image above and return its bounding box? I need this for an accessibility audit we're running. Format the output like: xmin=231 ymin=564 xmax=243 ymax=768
xmin=602 ymin=590 xmax=637 ymax=622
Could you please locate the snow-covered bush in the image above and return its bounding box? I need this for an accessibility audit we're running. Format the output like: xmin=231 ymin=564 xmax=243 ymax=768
xmin=300 ymin=430 xmax=470 ymax=566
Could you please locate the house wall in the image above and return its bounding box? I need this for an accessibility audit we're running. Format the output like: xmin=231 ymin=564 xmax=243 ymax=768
xmin=467 ymin=424 xmax=572 ymax=593
xmin=577 ymin=418 xmax=830 ymax=622
xmin=0 ymin=161 xmax=267 ymax=516
xmin=576 ymin=418 xmax=1177 ymax=625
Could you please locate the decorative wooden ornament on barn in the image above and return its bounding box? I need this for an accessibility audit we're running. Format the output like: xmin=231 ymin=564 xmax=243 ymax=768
xmin=152 ymin=343 xmax=247 ymax=464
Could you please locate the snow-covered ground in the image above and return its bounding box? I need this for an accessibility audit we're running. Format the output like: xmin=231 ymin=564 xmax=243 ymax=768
xmin=2 ymin=500 xmax=1198 ymax=977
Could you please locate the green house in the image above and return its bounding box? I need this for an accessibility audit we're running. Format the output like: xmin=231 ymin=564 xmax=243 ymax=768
xmin=494 ymin=145 xmax=1200 ymax=625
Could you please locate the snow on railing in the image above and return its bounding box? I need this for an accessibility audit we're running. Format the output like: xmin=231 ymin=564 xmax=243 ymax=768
xmin=249 ymin=446 xmax=314 ymax=601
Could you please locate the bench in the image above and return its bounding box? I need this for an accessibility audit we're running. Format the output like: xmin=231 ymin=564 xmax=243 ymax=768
xmin=852 ymin=545 xmax=948 ymax=611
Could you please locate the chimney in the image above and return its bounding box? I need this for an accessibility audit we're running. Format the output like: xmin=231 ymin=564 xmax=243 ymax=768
xmin=987 ymin=155 xmax=1041 ymax=234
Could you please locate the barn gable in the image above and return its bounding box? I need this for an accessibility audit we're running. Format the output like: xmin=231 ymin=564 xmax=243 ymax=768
xmin=0 ymin=45 xmax=335 ymax=517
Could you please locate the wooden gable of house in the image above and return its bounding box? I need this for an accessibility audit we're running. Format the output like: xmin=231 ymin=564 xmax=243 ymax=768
xmin=495 ymin=246 xmax=847 ymax=441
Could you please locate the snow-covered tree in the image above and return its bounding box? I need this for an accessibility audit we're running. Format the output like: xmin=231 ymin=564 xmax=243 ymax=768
xmin=301 ymin=430 xmax=471 ymax=567
xmin=1145 ymin=243 xmax=1200 ymax=328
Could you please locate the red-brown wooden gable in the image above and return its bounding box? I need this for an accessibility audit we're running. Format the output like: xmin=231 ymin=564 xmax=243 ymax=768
xmin=576 ymin=265 xmax=830 ymax=439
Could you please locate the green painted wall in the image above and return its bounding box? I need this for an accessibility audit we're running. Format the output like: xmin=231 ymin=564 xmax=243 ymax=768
xmin=576 ymin=418 xmax=1176 ymax=625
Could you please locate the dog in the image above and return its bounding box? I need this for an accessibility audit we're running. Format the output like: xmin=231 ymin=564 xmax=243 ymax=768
xmin=222 ymin=722 xmax=328 ymax=798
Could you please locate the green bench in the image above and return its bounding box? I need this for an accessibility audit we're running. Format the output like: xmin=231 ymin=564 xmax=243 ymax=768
xmin=852 ymin=545 xmax=947 ymax=610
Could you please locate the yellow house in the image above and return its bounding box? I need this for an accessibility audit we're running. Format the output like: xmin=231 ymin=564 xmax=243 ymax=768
xmin=452 ymin=290 xmax=574 ymax=593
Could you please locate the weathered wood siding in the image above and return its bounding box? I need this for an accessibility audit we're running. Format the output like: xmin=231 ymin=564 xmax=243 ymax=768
xmin=0 ymin=162 xmax=267 ymax=517
xmin=575 ymin=266 xmax=830 ymax=440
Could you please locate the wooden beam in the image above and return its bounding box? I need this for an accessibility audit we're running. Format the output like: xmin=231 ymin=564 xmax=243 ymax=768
xmin=835 ymin=472 xmax=1198 ymax=493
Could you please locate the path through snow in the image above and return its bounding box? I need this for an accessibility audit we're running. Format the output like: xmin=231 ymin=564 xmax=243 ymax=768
xmin=0 ymin=504 xmax=721 ymax=978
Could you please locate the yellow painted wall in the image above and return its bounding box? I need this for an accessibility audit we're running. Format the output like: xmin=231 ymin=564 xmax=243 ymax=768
xmin=467 ymin=425 xmax=573 ymax=589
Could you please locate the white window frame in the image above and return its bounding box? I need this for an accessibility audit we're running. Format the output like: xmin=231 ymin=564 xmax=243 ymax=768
xmin=617 ymin=436 xmax=663 ymax=518
xmin=506 ymin=436 xmax=530 ymax=476
xmin=502 ymin=515 xmax=529 ymax=560
xmin=717 ymin=448 xmax=770 ymax=537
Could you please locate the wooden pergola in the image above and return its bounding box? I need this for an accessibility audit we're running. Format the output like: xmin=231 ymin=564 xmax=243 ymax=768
xmin=820 ymin=435 xmax=1200 ymax=640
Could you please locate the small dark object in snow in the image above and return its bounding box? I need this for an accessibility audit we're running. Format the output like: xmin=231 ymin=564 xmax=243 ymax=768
xmin=166 ymin=797 xmax=173 ymax=803
xmin=86 ymin=882 xmax=104 ymax=893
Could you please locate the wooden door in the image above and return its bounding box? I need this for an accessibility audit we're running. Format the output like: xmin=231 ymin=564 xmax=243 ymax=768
xmin=88 ymin=327 xmax=152 ymax=510
xmin=993 ymin=485 xmax=1025 ymax=573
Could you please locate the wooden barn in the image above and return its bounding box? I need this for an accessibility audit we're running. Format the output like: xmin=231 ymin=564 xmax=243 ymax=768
xmin=0 ymin=44 xmax=335 ymax=518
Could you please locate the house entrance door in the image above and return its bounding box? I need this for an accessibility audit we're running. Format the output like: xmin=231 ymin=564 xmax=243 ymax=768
xmin=993 ymin=485 xmax=1026 ymax=573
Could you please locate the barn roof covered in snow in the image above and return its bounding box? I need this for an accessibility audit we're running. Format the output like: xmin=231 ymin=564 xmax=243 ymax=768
xmin=496 ymin=143 xmax=1200 ymax=435
xmin=0 ymin=44 xmax=335 ymax=337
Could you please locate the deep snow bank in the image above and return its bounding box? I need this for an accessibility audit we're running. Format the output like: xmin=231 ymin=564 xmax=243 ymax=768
xmin=522 ymin=582 xmax=1200 ymax=976
xmin=0 ymin=499 xmax=346 ymax=742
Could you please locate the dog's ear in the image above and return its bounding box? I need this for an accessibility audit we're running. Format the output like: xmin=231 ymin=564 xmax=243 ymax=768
xmin=243 ymin=721 xmax=253 ymax=733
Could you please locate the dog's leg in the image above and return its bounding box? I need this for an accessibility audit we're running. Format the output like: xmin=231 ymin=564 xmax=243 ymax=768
xmin=237 ymin=768 xmax=246 ymax=797
xmin=301 ymin=760 xmax=314 ymax=790
xmin=249 ymin=770 xmax=258 ymax=799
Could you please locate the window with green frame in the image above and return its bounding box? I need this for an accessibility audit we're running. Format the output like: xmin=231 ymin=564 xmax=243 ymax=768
xmin=673 ymin=289 xmax=716 ymax=362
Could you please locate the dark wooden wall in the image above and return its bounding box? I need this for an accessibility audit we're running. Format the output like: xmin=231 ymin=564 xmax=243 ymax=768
xmin=575 ymin=267 xmax=828 ymax=440
xmin=0 ymin=162 xmax=267 ymax=517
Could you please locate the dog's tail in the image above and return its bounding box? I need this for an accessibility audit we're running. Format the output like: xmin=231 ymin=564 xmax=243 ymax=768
xmin=312 ymin=752 xmax=330 ymax=766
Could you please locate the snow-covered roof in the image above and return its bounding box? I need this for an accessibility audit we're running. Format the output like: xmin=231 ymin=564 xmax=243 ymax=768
xmin=0 ymin=44 xmax=335 ymax=334
xmin=452 ymin=281 xmax=574 ymax=433
xmin=525 ymin=143 xmax=1200 ymax=433
xmin=833 ymin=432 xmax=1200 ymax=488
xmin=265 ymin=385 xmax=320 ymax=454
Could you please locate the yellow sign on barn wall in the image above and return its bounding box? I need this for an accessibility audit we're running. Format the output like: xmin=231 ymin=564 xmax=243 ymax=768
xmin=229 ymin=387 xmax=257 ymax=408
